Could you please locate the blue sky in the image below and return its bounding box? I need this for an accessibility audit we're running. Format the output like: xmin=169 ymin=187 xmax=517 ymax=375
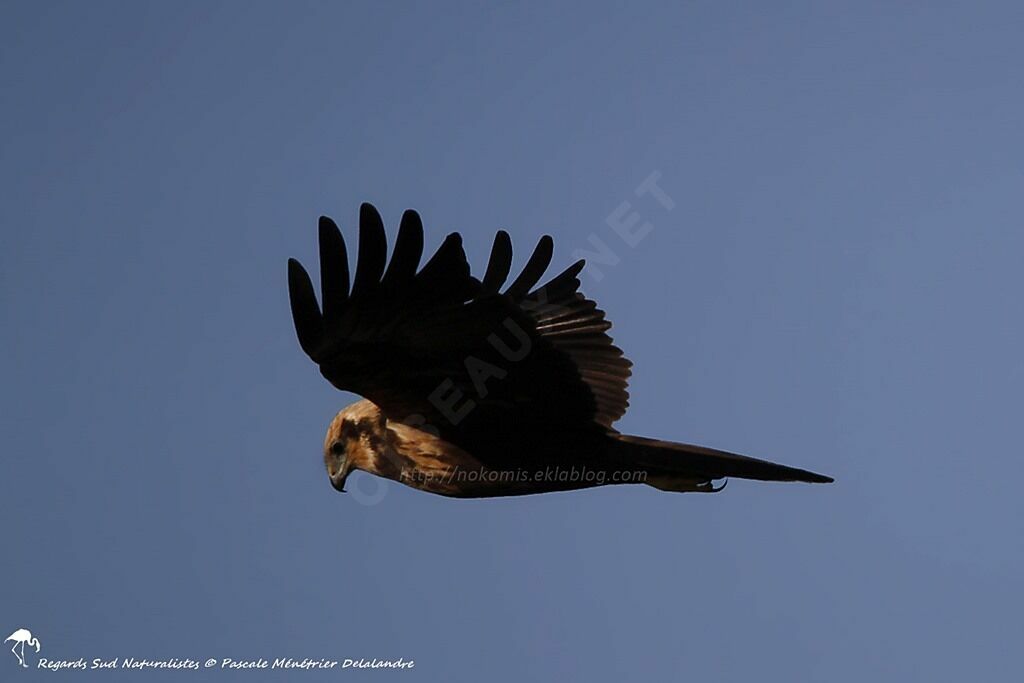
xmin=2 ymin=1 xmax=1022 ymax=680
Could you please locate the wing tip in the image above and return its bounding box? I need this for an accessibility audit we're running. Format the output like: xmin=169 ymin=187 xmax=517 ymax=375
xmin=287 ymin=257 xmax=311 ymax=283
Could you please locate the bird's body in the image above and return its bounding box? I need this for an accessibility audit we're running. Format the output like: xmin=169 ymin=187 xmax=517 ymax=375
xmin=326 ymin=398 xmax=829 ymax=497
xmin=324 ymin=399 xmax=629 ymax=497
xmin=289 ymin=203 xmax=833 ymax=499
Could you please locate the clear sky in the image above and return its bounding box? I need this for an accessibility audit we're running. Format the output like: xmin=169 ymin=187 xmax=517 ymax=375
xmin=2 ymin=1 xmax=1022 ymax=681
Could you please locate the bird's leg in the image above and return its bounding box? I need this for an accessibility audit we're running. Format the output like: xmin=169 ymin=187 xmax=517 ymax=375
xmin=695 ymin=479 xmax=728 ymax=493
xmin=13 ymin=641 xmax=25 ymax=667
xmin=647 ymin=474 xmax=729 ymax=493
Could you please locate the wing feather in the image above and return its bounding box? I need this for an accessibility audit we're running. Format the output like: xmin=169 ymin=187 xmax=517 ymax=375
xmin=318 ymin=217 xmax=349 ymax=321
xmin=381 ymin=209 xmax=424 ymax=289
xmin=526 ymin=270 xmax=632 ymax=428
xmin=352 ymin=203 xmax=387 ymax=297
xmin=479 ymin=230 xmax=513 ymax=297
xmin=287 ymin=258 xmax=323 ymax=359
xmin=506 ymin=235 xmax=553 ymax=299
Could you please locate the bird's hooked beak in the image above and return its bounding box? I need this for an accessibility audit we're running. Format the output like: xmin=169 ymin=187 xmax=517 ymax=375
xmin=329 ymin=458 xmax=352 ymax=493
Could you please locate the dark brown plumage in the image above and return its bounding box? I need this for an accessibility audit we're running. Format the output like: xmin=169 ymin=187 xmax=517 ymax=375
xmin=288 ymin=203 xmax=833 ymax=498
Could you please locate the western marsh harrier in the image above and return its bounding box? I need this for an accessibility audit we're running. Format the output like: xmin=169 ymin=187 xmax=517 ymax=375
xmin=288 ymin=204 xmax=833 ymax=498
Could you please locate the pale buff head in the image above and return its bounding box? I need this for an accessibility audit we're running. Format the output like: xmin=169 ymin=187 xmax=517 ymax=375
xmin=323 ymin=399 xmax=388 ymax=492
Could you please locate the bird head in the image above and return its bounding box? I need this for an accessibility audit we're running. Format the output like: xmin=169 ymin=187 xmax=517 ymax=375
xmin=323 ymin=400 xmax=387 ymax=493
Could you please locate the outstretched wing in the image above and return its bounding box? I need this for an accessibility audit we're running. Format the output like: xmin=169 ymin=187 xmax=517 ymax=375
xmin=287 ymin=203 xmax=632 ymax=456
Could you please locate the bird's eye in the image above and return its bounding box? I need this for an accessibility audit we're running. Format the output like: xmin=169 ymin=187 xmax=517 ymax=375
xmin=330 ymin=441 xmax=345 ymax=456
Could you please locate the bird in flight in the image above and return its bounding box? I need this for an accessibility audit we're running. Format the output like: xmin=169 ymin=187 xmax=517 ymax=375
xmin=288 ymin=203 xmax=833 ymax=498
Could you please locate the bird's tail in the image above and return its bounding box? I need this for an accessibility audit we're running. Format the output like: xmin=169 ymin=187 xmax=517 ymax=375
xmin=609 ymin=433 xmax=833 ymax=493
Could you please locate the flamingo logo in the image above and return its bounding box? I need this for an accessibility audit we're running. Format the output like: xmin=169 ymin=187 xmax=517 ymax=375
xmin=5 ymin=629 xmax=40 ymax=668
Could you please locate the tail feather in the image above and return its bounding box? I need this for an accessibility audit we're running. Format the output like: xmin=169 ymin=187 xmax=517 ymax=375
xmin=612 ymin=433 xmax=833 ymax=487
